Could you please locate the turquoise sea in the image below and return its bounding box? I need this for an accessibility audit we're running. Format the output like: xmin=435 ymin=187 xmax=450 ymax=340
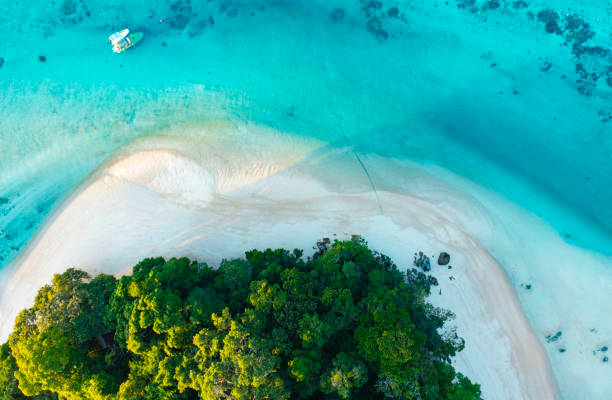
xmin=1 ymin=0 xmax=612 ymax=398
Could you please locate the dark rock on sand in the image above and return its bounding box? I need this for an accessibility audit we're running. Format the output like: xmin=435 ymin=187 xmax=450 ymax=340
xmin=0 ymin=57 xmax=4 ymax=68
xmin=415 ymin=251 xmax=431 ymax=272
xmin=437 ymin=252 xmax=450 ymax=265
xmin=387 ymin=7 xmax=399 ymax=18
xmin=38 ymin=55 xmax=46 ymax=62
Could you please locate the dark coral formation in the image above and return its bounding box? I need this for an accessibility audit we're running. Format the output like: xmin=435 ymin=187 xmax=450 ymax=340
xmin=366 ymin=16 xmax=388 ymax=41
xmin=483 ymin=1 xmax=501 ymax=11
xmin=61 ymin=0 xmax=77 ymax=15
xmin=537 ymin=10 xmax=561 ymax=34
xmin=545 ymin=331 xmax=563 ymax=343
xmin=606 ymin=66 xmax=612 ymax=87
xmin=187 ymin=16 xmax=214 ymax=38
xmin=512 ymin=1 xmax=528 ymax=9
xmin=330 ymin=8 xmax=345 ymax=21
xmin=455 ymin=0 xmax=612 ymax=100
xmin=359 ymin=0 xmax=408 ymax=42
xmin=387 ymin=7 xmax=399 ymax=18
xmin=597 ymin=108 xmax=612 ymax=123
xmin=533 ymin=9 xmax=611 ymax=97
xmin=540 ymin=60 xmax=552 ymax=72
xmin=168 ymin=0 xmax=193 ymax=30
xmin=361 ymin=0 xmax=383 ymax=18
xmin=457 ymin=0 xmax=478 ymax=13
xmin=59 ymin=0 xmax=90 ymax=25
xmin=0 ymin=193 xmax=47 ymax=268
xmin=219 ymin=1 xmax=238 ymax=18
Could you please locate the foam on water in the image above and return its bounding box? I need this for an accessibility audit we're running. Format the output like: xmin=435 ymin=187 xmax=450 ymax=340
xmin=1 ymin=0 xmax=611 ymax=398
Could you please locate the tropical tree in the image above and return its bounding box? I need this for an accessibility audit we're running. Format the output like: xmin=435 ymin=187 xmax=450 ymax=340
xmin=4 ymin=239 xmax=481 ymax=400
xmin=8 ymin=269 xmax=119 ymax=399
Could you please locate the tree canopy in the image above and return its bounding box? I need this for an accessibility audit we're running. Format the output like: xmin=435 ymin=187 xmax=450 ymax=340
xmin=3 ymin=239 xmax=481 ymax=399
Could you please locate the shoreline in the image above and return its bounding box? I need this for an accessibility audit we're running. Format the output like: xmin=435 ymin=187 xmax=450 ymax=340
xmin=0 ymin=133 xmax=560 ymax=399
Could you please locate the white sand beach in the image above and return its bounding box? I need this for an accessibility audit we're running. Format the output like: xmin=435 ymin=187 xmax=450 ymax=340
xmin=0 ymin=123 xmax=560 ymax=399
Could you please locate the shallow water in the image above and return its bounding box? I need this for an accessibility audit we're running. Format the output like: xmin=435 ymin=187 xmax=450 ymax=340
xmin=1 ymin=0 xmax=611 ymax=398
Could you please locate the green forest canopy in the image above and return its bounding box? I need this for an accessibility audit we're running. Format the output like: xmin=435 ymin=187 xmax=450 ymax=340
xmin=1 ymin=239 xmax=481 ymax=399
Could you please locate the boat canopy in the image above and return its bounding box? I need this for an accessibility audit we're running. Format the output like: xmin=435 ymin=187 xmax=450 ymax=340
xmin=108 ymin=29 xmax=129 ymax=45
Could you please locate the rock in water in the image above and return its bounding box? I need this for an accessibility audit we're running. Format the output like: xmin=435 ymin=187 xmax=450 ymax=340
xmin=438 ymin=252 xmax=450 ymax=265
xmin=0 ymin=57 xmax=4 ymax=68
